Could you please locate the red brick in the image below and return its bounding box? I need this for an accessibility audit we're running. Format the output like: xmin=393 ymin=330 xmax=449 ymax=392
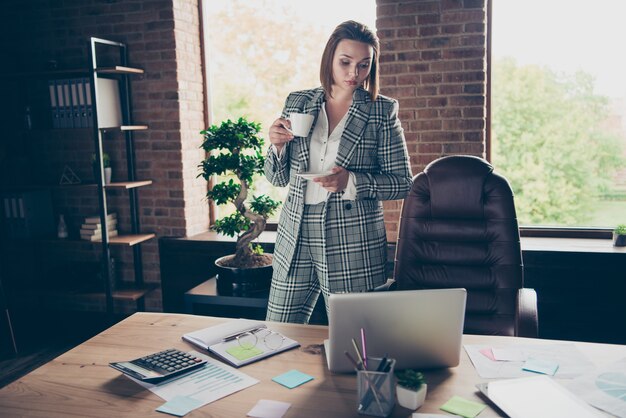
xmin=377 ymin=4 xmax=398 ymax=17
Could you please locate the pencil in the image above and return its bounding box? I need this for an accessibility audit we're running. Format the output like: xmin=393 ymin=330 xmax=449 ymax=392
xmin=360 ymin=328 xmax=368 ymax=370
xmin=351 ymin=338 xmax=365 ymax=369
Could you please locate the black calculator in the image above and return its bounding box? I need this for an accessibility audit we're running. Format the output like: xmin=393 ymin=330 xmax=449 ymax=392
xmin=109 ymin=348 xmax=207 ymax=383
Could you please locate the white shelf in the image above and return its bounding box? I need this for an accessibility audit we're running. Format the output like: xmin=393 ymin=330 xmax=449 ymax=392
xmin=95 ymin=66 xmax=144 ymax=74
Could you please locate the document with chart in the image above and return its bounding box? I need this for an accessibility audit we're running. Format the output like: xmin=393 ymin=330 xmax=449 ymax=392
xmin=564 ymin=357 xmax=626 ymax=418
xmin=131 ymin=351 xmax=259 ymax=408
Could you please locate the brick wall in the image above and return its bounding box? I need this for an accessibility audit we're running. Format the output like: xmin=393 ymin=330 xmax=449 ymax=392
xmin=172 ymin=1 xmax=210 ymax=238
xmin=0 ymin=0 xmax=488 ymax=311
xmin=377 ymin=0 xmax=487 ymax=241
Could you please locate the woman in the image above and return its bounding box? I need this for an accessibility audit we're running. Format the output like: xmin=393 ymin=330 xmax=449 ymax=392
xmin=264 ymin=20 xmax=413 ymax=324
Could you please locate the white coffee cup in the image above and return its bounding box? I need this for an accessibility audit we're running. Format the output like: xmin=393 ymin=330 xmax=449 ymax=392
xmin=288 ymin=113 xmax=314 ymax=137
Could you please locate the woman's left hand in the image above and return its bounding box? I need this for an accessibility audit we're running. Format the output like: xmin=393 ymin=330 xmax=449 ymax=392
xmin=314 ymin=166 xmax=349 ymax=193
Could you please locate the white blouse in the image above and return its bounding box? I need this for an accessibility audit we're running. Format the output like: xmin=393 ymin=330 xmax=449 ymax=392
xmin=304 ymin=103 xmax=356 ymax=204
xmin=273 ymin=103 xmax=357 ymax=204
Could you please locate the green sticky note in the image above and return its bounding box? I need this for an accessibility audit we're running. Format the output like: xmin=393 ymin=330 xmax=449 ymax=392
xmin=156 ymin=395 xmax=202 ymax=416
xmin=522 ymin=357 xmax=559 ymax=376
xmin=440 ymin=395 xmax=486 ymax=418
xmin=226 ymin=345 xmax=263 ymax=361
xmin=272 ymin=369 xmax=314 ymax=389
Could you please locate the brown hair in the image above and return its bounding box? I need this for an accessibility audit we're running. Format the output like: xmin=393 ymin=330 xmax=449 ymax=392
xmin=320 ymin=20 xmax=380 ymax=101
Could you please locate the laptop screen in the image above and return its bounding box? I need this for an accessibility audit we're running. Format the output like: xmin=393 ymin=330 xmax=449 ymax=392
xmin=324 ymin=288 xmax=467 ymax=373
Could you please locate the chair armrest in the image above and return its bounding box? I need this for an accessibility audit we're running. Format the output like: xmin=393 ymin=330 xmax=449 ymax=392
xmin=515 ymin=288 xmax=538 ymax=338
xmin=371 ymin=279 xmax=397 ymax=292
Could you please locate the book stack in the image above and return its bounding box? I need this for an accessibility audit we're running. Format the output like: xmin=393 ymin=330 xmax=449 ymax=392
xmin=80 ymin=213 xmax=118 ymax=241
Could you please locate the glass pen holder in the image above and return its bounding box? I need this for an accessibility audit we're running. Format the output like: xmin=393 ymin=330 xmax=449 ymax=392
xmin=357 ymin=357 xmax=396 ymax=417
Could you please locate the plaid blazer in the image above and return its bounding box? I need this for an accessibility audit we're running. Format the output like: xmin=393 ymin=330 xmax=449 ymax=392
xmin=265 ymin=87 xmax=413 ymax=293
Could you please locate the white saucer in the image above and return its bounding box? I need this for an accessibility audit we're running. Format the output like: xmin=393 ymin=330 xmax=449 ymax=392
xmin=296 ymin=171 xmax=333 ymax=180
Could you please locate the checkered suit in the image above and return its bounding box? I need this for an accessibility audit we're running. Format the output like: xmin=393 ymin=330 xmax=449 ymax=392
xmin=265 ymin=87 xmax=413 ymax=322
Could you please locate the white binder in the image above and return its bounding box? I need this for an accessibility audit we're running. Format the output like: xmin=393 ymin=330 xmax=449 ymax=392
xmin=95 ymin=77 xmax=122 ymax=129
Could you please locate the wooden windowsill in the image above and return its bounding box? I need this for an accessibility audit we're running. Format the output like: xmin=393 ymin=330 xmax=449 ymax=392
xmin=181 ymin=231 xmax=625 ymax=255
xmin=521 ymin=237 xmax=626 ymax=254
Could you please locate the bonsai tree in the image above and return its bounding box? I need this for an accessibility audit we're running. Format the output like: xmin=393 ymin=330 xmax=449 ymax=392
xmin=395 ymin=369 xmax=425 ymax=391
xmin=198 ymin=117 xmax=280 ymax=268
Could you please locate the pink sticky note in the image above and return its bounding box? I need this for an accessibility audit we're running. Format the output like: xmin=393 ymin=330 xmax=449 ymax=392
xmin=480 ymin=348 xmax=496 ymax=361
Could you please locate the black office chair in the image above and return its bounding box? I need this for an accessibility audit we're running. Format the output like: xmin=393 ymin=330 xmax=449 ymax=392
xmin=393 ymin=155 xmax=538 ymax=337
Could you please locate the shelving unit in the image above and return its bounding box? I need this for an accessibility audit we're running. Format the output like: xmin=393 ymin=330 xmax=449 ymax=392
xmin=0 ymin=37 xmax=156 ymax=319
xmin=89 ymin=37 xmax=154 ymax=315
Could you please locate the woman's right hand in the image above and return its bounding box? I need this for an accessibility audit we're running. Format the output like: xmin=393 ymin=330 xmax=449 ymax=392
xmin=268 ymin=118 xmax=294 ymax=153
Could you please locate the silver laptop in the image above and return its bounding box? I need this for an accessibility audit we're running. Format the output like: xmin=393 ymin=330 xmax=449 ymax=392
xmin=324 ymin=288 xmax=467 ymax=373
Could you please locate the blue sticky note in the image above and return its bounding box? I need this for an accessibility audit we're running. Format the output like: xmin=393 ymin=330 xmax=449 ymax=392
xmin=156 ymin=396 xmax=203 ymax=417
xmin=272 ymin=369 xmax=314 ymax=389
xmin=523 ymin=357 xmax=559 ymax=376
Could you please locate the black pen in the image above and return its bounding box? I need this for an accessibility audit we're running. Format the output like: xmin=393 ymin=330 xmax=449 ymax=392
xmin=221 ymin=326 xmax=264 ymax=342
xmin=377 ymin=357 xmax=388 ymax=373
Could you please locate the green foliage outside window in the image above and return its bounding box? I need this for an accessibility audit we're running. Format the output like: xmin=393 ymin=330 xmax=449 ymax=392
xmin=204 ymin=0 xmax=329 ymax=222
xmin=492 ymin=57 xmax=626 ymax=227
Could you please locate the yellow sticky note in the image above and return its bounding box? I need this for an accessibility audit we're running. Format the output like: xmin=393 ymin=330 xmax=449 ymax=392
xmin=226 ymin=345 xmax=263 ymax=361
xmin=440 ymin=395 xmax=487 ymax=418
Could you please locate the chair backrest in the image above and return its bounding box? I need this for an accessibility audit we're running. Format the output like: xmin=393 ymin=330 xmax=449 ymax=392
xmin=394 ymin=155 xmax=524 ymax=336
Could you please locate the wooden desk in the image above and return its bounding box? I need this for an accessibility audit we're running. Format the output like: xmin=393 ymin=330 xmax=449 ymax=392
xmin=0 ymin=312 xmax=624 ymax=417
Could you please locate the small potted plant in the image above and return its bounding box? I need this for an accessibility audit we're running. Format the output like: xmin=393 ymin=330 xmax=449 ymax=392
xmin=395 ymin=369 xmax=427 ymax=410
xmin=613 ymin=224 xmax=626 ymax=247
xmin=92 ymin=152 xmax=112 ymax=184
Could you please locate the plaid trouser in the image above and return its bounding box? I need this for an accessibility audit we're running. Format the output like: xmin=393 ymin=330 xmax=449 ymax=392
xmin=266 ymin=203 xmax=330 ymax=324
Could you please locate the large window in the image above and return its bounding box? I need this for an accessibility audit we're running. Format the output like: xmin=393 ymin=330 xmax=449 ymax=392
xmin=202 ymin=0 xmax=376 ymax=222
xmin=491 ymin=1 xmax=626 ymax=229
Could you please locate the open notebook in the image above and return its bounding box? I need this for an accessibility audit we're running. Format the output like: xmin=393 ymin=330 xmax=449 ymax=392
xmin=182 ymin=319 xmax=299 ymax=367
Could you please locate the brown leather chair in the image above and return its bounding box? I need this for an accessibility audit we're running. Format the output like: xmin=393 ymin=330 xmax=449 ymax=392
xmin=393 ymin=155 xmax=538 ymax=337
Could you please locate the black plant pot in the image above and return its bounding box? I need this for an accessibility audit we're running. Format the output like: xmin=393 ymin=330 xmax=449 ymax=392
xmin=214 ymin=255 xmax=273 ymax=297
xmin=613 ymin=233 xmax=626 ymax=247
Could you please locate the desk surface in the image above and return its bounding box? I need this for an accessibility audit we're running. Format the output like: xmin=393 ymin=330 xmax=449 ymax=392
xmin=1 ymin=312 xmax=624 ymax=417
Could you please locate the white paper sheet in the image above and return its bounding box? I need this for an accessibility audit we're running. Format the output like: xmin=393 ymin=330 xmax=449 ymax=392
xmin=247 ymin=399 xmax=291 ymax=418
xmin=564 ymin=357 xmax=626 ymax=418
xmin=464 ymin=344 xmax=595 ymax=379
xmin=129 ymin=351 xmax=259 ymax=410
xmin=492 ymin=348 xmax=527 ymax=361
